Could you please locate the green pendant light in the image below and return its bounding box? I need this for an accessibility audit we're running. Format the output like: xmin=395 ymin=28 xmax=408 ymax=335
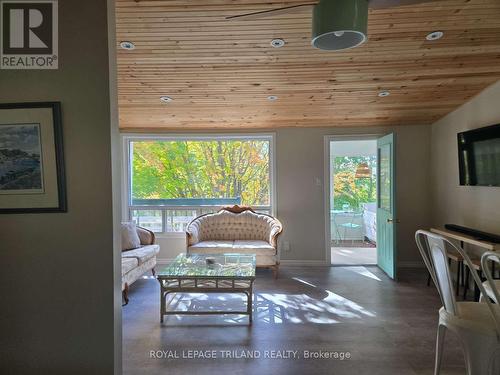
xmin=312 ymin=0 xmax=368 ymax=51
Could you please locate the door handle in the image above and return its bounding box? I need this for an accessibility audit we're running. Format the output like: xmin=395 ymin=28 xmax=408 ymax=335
xmin=387 ymin=218 xmax=400 ymax=223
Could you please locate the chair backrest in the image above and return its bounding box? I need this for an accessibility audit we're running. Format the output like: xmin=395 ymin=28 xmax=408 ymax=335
xmin=347 ymin=212 xmax=363 ymax=228
xmin=416 ymin=230 xmax=500 ymax=336
xmin=415 ymin=230 xmax=458 ymax=314
xmin=482 ymin=252 xmax=500 ymax=305
xmin=481 ymin=252 xmax=500 ymax=337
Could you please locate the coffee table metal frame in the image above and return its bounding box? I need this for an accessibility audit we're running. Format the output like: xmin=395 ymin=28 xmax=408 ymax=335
xmin=157 ymin=274 xmax=255 ymax=324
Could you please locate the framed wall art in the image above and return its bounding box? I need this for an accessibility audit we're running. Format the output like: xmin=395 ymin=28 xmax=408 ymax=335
xmin=0 ymin=102 xmax=66 ymax=213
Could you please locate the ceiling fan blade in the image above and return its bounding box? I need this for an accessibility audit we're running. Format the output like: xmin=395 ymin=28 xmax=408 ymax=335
xmin=226 ymin=3 xmax=316 ymax=21
xmin=368 ymin=0 xmax=441 ymax=9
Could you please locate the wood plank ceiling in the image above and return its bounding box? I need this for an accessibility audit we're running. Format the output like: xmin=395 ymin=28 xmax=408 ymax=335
xmin=116 ymin=0 xmax=500 ymax=130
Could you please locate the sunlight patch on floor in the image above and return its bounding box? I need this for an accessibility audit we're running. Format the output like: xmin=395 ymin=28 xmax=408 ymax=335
xmin=343 ymin=266 xmax=382 ymax=281
xmin=158 ymin=289 xmax=377 ymax=325
xmin=256 ymin=291 xmax=376 ymax=324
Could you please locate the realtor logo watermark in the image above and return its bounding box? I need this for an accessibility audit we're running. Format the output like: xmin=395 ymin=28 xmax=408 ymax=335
xmin=1 ymin=0 xmax=58 ymax=69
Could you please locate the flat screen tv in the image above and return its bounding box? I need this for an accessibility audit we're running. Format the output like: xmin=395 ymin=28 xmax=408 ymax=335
xmin=458 ymin=123 xmax=500 ymax=186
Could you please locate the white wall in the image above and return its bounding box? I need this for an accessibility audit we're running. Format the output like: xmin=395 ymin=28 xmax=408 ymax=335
xmin=431 ymin=81 xmax=500 ymax=247
xmin=151 ymin=125 xmax=432 ymax=268
xmin=0 ymin=1 xmax=118 ymax=373
xmin=276 ymin=126 xmax=431 ymax=266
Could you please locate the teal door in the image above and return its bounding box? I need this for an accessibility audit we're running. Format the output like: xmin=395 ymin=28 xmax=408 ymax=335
xmin=377 ymin=133 xmax=397 ymax=279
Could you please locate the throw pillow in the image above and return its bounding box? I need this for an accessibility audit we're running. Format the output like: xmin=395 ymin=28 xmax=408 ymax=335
xmin=121 ymin=222 xmax=141 ymax=251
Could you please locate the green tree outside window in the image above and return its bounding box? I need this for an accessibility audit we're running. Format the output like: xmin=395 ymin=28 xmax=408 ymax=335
xmin=333 ymin=156 xmax=377 ymax=211
xmin=131 ymin=140 xmax=270 ymax=206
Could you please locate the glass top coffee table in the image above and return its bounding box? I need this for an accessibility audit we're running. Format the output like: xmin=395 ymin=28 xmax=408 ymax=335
xmin=157 ymin=253 xmax=256 ymax=324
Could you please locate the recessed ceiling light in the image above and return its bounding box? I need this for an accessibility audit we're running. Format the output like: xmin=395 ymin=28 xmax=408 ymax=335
xmin=120 ymin=41 xmax=135 ymax=50
xmin=160 ymin=96 xmax=173 ymax=103
xmin=270 ymin=39 xmax=285 ymax=48
xmin=267 ymin=95 xmax=278 ymax=101
xmin=426 ymin=31 xmax=444 ymax=41
xmin=378 ymin=91 xmax=390 ymax=98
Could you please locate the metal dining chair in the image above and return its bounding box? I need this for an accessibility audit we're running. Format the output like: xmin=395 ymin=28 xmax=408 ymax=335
xmin=480 ymin=252 xmax=500 ymax=304
xmin=415 ymin=230 xmax=500 ymax=375
xmin=426 ymin=249 xmax=465 ymax=298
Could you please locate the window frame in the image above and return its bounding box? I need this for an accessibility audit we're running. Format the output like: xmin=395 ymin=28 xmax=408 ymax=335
xmin=121 ymin=133 xmax=276 ymax=237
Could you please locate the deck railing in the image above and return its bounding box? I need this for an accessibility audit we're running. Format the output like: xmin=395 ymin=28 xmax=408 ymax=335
xmin=129 ymin=198 xmax=271 ymax=233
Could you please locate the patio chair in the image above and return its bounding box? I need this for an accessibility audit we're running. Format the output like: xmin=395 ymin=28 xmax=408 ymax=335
xmin=331 ymin=210 xmax=344 ymax=245
xmin=415 ymin=230 xmax=500 ymax=375
xmin=339 ymin=212 xmax=363 ymax=245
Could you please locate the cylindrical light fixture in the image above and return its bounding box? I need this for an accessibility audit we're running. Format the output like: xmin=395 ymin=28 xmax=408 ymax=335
xmin=312 ymin=0 xmax=368 ymax=51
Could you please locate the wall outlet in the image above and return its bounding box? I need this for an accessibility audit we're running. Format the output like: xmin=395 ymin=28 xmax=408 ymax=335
xmin=282 ymin=241 xmax=291 ymax=252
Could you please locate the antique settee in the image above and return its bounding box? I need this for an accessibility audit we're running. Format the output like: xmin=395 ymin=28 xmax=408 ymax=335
xmin=121 ymin=224 xmax=159 ymax=304
xmin=186 ymin=206 xmax=283 ymax=277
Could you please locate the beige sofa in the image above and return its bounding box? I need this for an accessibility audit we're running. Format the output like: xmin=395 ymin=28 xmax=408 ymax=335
xmin=122 ymin=226 xmax=159 ymax=304
xmin=186 ymin=206 xmax=283 ymax=277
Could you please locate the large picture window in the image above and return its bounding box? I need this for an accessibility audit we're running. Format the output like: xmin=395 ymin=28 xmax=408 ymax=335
xmin=124 ymin=135 xmax=274 ymax=234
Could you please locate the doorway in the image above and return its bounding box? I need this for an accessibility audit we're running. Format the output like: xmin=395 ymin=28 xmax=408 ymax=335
xmin=329 ymin=139 xmax=378 ymax=266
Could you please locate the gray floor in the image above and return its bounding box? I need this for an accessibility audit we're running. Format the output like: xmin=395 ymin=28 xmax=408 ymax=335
xmin=123 ymin=266 xmax=466 ymax=375
xmin=331 ymin=247 xmax=377 ymax=265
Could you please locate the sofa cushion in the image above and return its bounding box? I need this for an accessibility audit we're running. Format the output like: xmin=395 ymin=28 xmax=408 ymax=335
xmin=122 ymin=244 xmax=160 ymax=265
xmin=122 ymin=257 xmax=138 ymax=276
xmin=233 ymin=240 xmax=275 ymax=256
xmin=188 ymin=240 xmax=275 ymax=257
xmin=189 ymin=240 xmax=234 ymax=252
xmin=121 ymin=222 xmax=141 ymax=251
xmin=187 ymin=247 xmax=276 ymax=266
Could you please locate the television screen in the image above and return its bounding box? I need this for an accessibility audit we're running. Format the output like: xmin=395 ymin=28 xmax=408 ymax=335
xmin=458 ymin=124 xmax=500 ymax=186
